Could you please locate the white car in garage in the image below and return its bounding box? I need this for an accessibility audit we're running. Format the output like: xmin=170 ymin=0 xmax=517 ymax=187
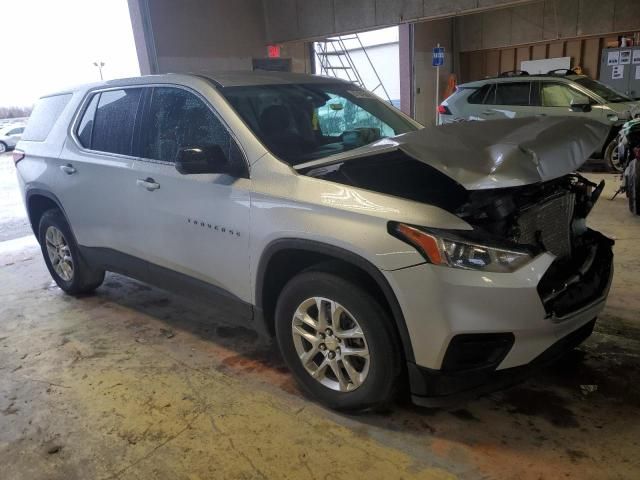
xmin=439 ymin=71 xmax=640 ymax=170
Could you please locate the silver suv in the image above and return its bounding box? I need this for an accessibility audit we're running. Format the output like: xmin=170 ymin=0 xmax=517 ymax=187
xmin=14 ymin=72 xmax=614 ymax=410
xmin=440 ymin=71 xmax=640 ymax=169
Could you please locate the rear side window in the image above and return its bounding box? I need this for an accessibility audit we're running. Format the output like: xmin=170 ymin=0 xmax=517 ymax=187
xmin=467 ymin=84 xmax=492 ymax=104
xmin=140 ymin=87 xmax=233 ymax=163
xmin=89 ymin=89 xmax=143 ymax=155
xmin=494 ymin=82 xmax=531 ymax=106
xmin=21 ymin=94 xmax=72 ymax=141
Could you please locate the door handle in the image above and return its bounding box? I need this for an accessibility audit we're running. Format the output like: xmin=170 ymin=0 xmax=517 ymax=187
xmin=60 ymin=164 xmax=76 ymax=175
xmin=137 ymin=177 xmax=160 ymax=191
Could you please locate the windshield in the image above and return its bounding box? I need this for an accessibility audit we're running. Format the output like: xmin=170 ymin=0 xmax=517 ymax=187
xmin=573 ymin=77 xmax=632 ymax=103
xmin=221 ymin=83 xmax=418 ymax=165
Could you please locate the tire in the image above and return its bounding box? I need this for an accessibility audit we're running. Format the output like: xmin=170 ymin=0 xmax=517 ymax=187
xmin=628 ymin=159 xmax=640 ymax=215
xmin=0 ymin=142 xmax=7 ymax=154
xmin=38 ymin=209 xmax=105 ymax=294
xmin=605 ymin=139 xmax=624 ymax=173
xmin=275 ymin=270 xmax=401 ymax=411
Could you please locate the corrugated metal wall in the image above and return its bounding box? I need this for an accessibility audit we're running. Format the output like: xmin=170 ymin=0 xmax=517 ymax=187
xmin=459 ymin=33 xmax=631 ymax=82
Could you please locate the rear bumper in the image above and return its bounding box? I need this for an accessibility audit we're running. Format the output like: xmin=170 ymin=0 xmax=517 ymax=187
xmin=409 ymin=318 xmax=596 ymax=407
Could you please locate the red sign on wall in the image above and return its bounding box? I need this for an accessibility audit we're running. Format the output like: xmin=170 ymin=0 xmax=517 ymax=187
xmin=267 ymin=45 xmax=281 ymax=58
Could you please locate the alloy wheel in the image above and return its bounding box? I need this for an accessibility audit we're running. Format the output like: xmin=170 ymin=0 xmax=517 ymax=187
xmin=606 ymin=140 xmax=624 ymax=173
xmin=291 ymin=297 xmax=370 ymax=392
xmin=610 ymin=146 xmax=624 ymax=172
xmin=45 ymin=226 xmax=74 ymax=281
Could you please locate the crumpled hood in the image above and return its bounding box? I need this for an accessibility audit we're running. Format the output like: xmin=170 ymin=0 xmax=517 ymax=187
xmin=297 ymin=117 xmax=608 ymax=190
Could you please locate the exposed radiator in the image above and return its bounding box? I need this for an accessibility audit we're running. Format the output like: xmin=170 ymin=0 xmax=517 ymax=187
xmin=516 ymin=193 xmax=576 ymax=258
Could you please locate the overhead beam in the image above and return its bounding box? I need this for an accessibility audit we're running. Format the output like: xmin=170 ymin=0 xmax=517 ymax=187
xmin=262 ymin=0 xmax=540 ymax=43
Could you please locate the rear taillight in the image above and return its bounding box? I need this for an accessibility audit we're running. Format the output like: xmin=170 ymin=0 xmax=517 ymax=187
xmin=437 ymin=104 xmax=452 ymax=115
xmin=12 ymin=149 xmax=25 ymax=165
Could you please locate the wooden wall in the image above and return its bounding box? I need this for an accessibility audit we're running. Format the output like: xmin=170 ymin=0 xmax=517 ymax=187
xmin=459 ymin=33 xmax=631 ymax=83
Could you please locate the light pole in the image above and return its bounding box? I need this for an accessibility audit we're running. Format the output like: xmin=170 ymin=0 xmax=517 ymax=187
xmin=93 ymin=61 xmax=105 ymax=80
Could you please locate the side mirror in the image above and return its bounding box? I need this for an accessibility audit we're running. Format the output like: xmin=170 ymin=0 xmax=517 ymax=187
xmin=570 ymin=95 xmax=592 ymax=113
xmin=175 ymin=145 xmax=230 ymax=175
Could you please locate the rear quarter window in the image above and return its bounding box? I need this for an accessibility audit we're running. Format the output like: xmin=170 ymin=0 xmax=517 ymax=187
xmin=467 ymin=84 xmax=492 ymax=104
xmin=21 ymin=94 xmax=72 ymax=142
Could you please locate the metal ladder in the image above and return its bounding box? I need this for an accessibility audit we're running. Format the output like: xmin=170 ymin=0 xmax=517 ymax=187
xmin=314 ymin=34 xmax=392 ymax=103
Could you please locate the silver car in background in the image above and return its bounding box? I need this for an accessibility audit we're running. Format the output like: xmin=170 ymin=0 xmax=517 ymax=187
xmin=440 ymin=71 xmax=640 ymax=170
xmin=0 ymin=124 xmax=25 ymax=153
xmin=14 ymin=72 xmax=614 ymax=410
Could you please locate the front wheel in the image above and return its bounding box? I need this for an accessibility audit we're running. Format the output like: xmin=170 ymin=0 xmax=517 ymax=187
xmin=38 ymin=209 xmax=105 ymax=294
xmin=275 ymin=271 xmax=401 ymax=411
xmin=0 ymin=142 xmax=7 ymax=154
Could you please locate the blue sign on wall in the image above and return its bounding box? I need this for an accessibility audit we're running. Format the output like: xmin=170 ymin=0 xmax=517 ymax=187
xmin=432 ymin=47 xmax=445 ymax=67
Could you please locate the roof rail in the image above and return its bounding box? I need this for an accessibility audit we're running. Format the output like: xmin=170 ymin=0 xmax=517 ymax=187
xmin=499 ymin=70 xmax=529 ymax=77
xmin=547 ymin=68 xmax=578 ymax=76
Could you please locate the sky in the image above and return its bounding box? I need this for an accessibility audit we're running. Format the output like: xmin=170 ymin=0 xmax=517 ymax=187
xmin=0 ymin=0 xmax=139 ymax=107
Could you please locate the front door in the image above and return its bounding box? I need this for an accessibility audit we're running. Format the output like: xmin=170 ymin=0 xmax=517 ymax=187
xmin=130 ymin=86 xmax=252 ymax=309
xmin=539 ymin=81 xmax=604 ymax=121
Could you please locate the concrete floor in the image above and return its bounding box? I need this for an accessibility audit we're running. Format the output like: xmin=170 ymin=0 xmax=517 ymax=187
xmin=1 ymin=151 xmax=639 ymax=479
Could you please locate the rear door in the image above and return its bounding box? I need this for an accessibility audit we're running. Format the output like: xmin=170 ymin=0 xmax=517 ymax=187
xmin=129 ymin=85 xmax=253 ymax=307
xmin=479 ymin=81 xmax=541 ymax=120
xmin=56 ymin=87 xmax=144 ymax=254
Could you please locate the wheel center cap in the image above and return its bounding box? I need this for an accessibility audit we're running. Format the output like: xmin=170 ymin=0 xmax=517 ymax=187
xmin=325 ymin=336 xmax=339 ymax=351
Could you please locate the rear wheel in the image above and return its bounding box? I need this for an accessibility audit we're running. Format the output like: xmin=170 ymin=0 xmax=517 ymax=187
xmin=38 ymin=209 xmax=105 ymax=294
xmin=275 ymin=271 xmax=401 ymax=411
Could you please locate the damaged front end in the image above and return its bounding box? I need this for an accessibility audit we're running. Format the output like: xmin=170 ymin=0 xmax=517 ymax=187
xmin=456 ymin=174 xmax=614 ymax=319
xmin=298 ymin=117 xmax=614 ymax=319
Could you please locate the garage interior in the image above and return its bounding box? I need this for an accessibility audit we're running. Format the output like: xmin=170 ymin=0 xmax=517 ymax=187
xmin=1 ymin=0 xmax=640 ymax=479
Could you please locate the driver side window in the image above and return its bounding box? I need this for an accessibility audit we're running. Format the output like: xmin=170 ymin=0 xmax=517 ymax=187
xmin=141 ymin=87 xmax=232 ymax=163
xmin=541 ymin=83 xmax=592 ymax=107
xmin=315 ymin=93 xmax=395 ymax=138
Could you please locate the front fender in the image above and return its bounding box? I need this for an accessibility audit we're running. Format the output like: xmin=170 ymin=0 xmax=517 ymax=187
xmin=254 ymin=237 xmax=416 ymax=363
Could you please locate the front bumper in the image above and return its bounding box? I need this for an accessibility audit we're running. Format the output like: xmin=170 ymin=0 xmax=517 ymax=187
xmin=408 ymin=318 xmax=597 ymax=406
xmin=384 ymin=232 xmax=613 ymax=403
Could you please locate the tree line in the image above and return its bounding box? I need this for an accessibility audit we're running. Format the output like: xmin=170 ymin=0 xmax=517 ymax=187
xmin=0 ymin=106 xmax=32 ymax=119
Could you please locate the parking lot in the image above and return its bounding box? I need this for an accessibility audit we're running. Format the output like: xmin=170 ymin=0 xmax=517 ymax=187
xmin=1 ymin=151 xmax=639 ymax=479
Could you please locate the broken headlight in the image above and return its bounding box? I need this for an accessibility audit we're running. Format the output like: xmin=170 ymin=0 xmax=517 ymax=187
xmin=390 ymin=223 xmax=533 ymax=273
